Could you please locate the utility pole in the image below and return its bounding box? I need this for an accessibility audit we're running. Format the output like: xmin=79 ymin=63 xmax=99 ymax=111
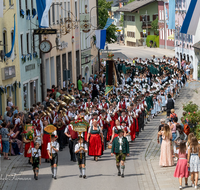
xmin=96 ymin=0 xmax=101 ymax=72
xmin=164 ymin=2 xmax=167 ymax=49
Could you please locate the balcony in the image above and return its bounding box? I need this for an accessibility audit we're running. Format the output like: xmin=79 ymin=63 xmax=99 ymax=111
xmin=142 ymin=21 xmax=152 ymax=29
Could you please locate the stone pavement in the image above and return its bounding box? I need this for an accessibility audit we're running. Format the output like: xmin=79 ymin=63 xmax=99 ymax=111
xmin=1 ymin=82 xmax=200 ymax=190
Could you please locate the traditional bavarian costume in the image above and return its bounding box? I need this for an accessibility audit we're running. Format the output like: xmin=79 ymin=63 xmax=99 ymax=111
xmin=88 ymin=126 xmax=103 ymax=156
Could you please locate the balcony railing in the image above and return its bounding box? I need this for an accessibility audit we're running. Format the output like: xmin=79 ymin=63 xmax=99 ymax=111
xmin=142 ymin=21 xmax=152 ymax=29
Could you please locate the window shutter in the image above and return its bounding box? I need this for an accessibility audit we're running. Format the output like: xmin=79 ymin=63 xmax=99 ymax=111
xmin=148 ymin=31 xmax=150 ymax=35
xmin=140 ymin=16 xmax=142 ymax=21
xmin=124 ymin=15 xmax=126 ymax=21
xmin=140 ymin=32 xmax=143 ymax=37
xmin=147 ymin=15 xmax=150 ymax=21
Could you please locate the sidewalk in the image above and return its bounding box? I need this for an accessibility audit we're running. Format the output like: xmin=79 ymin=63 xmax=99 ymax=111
xmin=148 ymin=83 xmax=200 ymax=190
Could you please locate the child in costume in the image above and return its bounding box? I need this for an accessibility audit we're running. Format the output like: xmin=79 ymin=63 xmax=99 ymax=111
xmin=47 ymin=134 xmax=59 ymax=180
xmin=28 ymin=142 xmax=41 ymax=180
xmin=75 ymin=136 xmax=88 ymax=179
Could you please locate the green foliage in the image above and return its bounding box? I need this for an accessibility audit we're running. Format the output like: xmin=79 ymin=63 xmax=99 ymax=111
xmin=155 ymin=35 xmax=159 ymax=47
xmin=126 ymin=0 xmax=135 ymax=4
xmin=183 ymin=101 xmax=198 ymax=113
xmin=98 ymin=0 xmax=117 ymax=43
xmin=146 ymin=35 xmax=159 ymax=47
xmin=151 ymin=17 xmax=159 ymax=35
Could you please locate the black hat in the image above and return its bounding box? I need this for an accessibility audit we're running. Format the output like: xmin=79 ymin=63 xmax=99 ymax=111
xmin=118 ymin=129 xmax=124 ymax=133
xmin=121 ymin=120 xmax=126 ymax=124
xmin=93 ymin=112 xmax=98 ymax=116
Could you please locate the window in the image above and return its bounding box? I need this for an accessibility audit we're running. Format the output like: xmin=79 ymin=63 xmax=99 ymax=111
xmin=20 ymin=34 xmax=23 ymax=55
xmin=60 ymin=2 xmax=63 ymax=22
xmin=25 ymin=0 xmax=28 ymax=9
xmin=3 ymin=30 xmax=7 ymax=54
xmin=153 ymin=14 xmax=158 ymax=21
xmin=33 ymin=32 xmax=35 ymax=52
xmin=52 ymin=3 xmax=55 ymax=24
xmin=56 ymin=4 xmax=59 ymax=24
xmin=64 ymin=2 xmax=67 ymax=18
xmin=68 ymin=2 xmax=70 ymax=17
xmin=140 ymin=15 xmax=149 ymax=21
xmin=127 ymin=31 xmax=135 ymax=38
xmin=3 ymin=0 xmax=5 ymax=7
xmin=9 ymin=0 xmax=13 ymax=6
xmin=11 ymin=31 xmax=14 ymax=45
xmin=26 ymin=33 xmax=29 ymax=53
xmin=124 ymin=15 xmax=135 ymax=21
xmin=75 ymin=1 xmax=77 ymax=19
xmin=49 ymin=9 xmax=51 ymax=26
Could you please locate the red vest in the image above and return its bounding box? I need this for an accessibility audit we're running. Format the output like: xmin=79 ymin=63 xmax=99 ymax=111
xmin=119 ymin=101 xmax=126 ymax=109
xmin=33 ymin=119 xmax=41 ymax=131
xmin=101 ymin=103 xmax=108 ymax=109
xmin=99 ymin=115 xmax=107 ymax=129
xmin=119 ymin=116 xmax=128 ymax=126
xmin=68 ymin=125 xmax=78 ymax=139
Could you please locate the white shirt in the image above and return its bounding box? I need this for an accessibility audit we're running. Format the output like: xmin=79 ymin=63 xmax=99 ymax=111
xmin=74 ymin=143 xmax=88 ymax=153
xmin=47 ymin=141 xmax=59 ymax=153
xmin=28 ymin=148 xmax=41 ymax=157
xmin=118 ymin=136 xmax=123 ymax=150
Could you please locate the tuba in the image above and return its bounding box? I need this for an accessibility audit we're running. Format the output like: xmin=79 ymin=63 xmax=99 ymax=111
xmin=63 ymin=95 xmax=71 ymax=105
xmin=39 ymin=111 xmax=46 ymax=119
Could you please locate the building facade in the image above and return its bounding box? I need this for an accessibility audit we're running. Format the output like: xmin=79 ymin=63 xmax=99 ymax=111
xmin=158 ymin=1 xmax=174 ymax=49
xmin=117 ymin=0 xmax=158 ymax=47
xmin=41 ymin=0 xmax=81 ymax=99
xmin=175 ymin=0 xmax=200 ymax=80
xmin=16 ymin=0 xmax=41 ymax=110
xmin=0 ymin=0 xmax=22 ymax=114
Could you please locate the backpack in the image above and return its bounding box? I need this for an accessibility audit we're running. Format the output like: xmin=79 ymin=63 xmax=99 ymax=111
xmin=183 ymin=124 xmax=190 ymax=136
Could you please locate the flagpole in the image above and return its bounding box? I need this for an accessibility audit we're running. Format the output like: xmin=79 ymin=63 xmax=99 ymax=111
xmin=164 ymin=2 xmax=167 ymax=49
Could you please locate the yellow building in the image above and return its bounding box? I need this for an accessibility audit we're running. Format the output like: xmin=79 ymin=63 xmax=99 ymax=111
xmin=0 ymin=1 xmax=22 ymax=115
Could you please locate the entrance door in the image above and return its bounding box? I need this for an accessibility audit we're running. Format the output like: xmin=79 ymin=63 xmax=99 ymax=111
xmin=56 ymin=55 xmax=61 ymax=88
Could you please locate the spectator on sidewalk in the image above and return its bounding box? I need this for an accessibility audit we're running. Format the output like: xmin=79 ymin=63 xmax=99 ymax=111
xmin=0 ymin=122 xmax=13 ymax=160
xmin=158 ymin=124 xmax=174 ymax=167
xmin=4 ymin=106 xmax=10 ymax=120
xmin=157 ymin=119 xmax=165 ymax=145
xmin=78 ymin=75 xmax=83 ymax=92
xmin=170 ymin=109 xmax=178 ymax=122
xmin=189 ymin=62 xmax=194 ymax=81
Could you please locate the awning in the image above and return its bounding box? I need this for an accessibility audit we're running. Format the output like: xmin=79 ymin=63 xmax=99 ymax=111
xmin=193 ymin=41 xmax=200 ymax=50
xmin=168 ymin=33 xmax=174 ymax=40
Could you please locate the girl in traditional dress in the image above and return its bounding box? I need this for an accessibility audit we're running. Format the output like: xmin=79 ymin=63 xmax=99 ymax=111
xmin=87 ymin=119 xmax=104 ymax=161
xmin=110 ymin=119 xmax=124 ymax=143
xmin=28 ymin=142 xmax=41 ymax=180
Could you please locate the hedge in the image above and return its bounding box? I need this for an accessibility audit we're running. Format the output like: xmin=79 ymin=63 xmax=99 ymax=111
xmin=146 ymin=35 xmax=159 ymax=47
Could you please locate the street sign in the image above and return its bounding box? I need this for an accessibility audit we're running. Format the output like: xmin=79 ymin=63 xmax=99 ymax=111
xmin=34 ymin=29 xmax=57 ymax=35
xmin=143 ymin=30 xmax=146 ymax=34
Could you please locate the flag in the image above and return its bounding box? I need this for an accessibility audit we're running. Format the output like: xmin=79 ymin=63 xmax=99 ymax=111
xmin=95 ymin=30 xmax=107 ymax=49
xmin=5 ymin=15 xmax=15 ymax=61
xmin=0 ymin=0 xmax=3 ymax=18
xmin=165 ymin=3 xmax=169 ymax=25
xmin=180 ymin=0 xmax=200 ymax=35
xmin=103 ymin=18 xmax=114 ymax=30
xmin=168 ymin=0 xmax=175 ymax=29
xmin=36 ymin=0 xmax=52 ymax=28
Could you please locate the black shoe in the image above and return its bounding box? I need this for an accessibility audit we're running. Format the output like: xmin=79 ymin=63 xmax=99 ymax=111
xmin=45 ymin=159 xmax=47 ymax=163
xmin=83 ymin=175 xmax=86 ymax=179
xmin=34 ymin=173 xmax=36 ymax=179
xmin=118 ymin=172 xmax=121 ymax=176
xmin=79 ymin=175 xmax=82 ymax=178
xmin=35 ymin=176 xmax=38 ymax=180
xmin=54 ymin=176 xmax=57 ymax=180
xmin=73 ymin=160 xmax=76 ymax=162
xmin=121 ymin=174 xmax=124 ymax=178
xmin=60 ymin=148 xmax=63 ymax=151
xmin=52 ymin=175 xmax=54 ymax=178
xmin=47 ymin=160 xmax=50 ymax=163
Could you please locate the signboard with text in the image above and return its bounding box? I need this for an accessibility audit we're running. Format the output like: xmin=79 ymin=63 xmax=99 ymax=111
xmin=34 ymin=29 xmax=57 ymax=35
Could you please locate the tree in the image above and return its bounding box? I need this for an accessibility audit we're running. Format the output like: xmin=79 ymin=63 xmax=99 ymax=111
xmin=98 ymin=0 xmax=117 ymax=43
xmin=151 ymin=17 xmax=159 ymax=35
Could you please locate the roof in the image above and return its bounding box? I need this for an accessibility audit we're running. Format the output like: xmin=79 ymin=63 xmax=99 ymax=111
xmin=193 ymin=41 xmax=200 ymax=50
xmin=116 ymin=0 xmax=156 ymax=12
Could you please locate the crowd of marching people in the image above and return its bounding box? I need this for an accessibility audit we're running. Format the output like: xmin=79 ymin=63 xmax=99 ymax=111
xmin=0 ymin=55 xmax=189 ymax=180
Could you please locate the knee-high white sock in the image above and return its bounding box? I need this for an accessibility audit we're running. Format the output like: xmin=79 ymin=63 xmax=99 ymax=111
xmin=121 ymin=165 xmax=125 ymax=175
xmin=79 ymin=167 xmax=82 ymax=175
xmin=54 ymin=167 xmax=57 ymax=177
xmin=82 ymin=168 xmax=86 ymax=176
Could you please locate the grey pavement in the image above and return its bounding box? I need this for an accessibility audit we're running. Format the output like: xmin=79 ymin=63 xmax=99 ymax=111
xmin=107 ymin=43 xmax=175 ymax=60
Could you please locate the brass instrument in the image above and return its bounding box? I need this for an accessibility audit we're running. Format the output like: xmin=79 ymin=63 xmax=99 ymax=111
xmin=50 ymin=103 xmax=56 ymax=109
xmin=45 ymin=111 xmax=51 ymax=117
xmin=85 ymin=107 xmax=89 ymax=115
xmin=67 ymin=94 xmax=75 ymax=104
xmin=47 ymin=107 xmax=52 ymax=113
xmin=63 ymin=95 xmax=71 ymax=105
xmin=57 ymin=115 xmax=63 ymax=129
xmin=39 ymin=111 xmax=46 ymax=119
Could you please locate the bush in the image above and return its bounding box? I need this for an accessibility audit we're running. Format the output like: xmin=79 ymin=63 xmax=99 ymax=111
xmin=146 ymin=35 xmax=159 ymax=47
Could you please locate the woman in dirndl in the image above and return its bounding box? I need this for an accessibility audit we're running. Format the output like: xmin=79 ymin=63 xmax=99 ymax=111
xmin=87 ymin=119 xmax=104 ymax=161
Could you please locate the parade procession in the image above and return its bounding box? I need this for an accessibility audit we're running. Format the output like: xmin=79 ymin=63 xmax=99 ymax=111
xmin=1 ymin=0 xmax=200 ymax=189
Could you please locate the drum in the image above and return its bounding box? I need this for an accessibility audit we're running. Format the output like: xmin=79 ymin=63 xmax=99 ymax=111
xmin=126 ymin=135 xmax=131 ymax=142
